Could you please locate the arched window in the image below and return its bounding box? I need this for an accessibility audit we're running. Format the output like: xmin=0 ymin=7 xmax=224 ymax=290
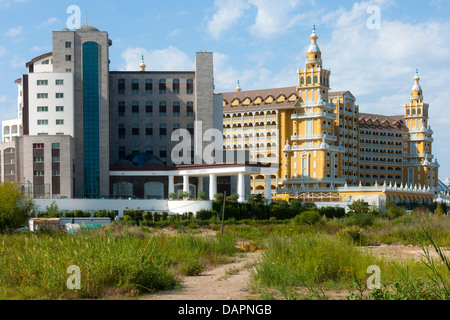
xmin=412 ymin=109 xmax=416 ymax=115
xmin=113 ymin=182 xmax=133 ymax=198
xmin=306 ymin=77 xmax=311 ymax=84
xmin=144 ymin=182 xmax=164 ymax=199
xmin=313 ymin=76 xmax=318 ymax=83
xmin=406 ymin=109 xmax=410 ymax=115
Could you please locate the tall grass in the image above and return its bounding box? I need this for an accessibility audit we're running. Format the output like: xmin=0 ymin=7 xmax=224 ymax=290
xmin=252 ymin=234 xmax=388 ymax=291
xmin=0 ymin=225 xmax=238 ymax=300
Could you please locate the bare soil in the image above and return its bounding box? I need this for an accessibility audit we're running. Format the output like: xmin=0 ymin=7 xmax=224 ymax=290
xmin=140 ymin=242 xmax=450 ymax=301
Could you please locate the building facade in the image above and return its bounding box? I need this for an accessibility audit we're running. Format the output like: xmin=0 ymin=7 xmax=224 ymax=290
xmin=222 ymin=26 xmax=440 ymax=205
xmin=0 ymin=24 xmax=274 ymax=202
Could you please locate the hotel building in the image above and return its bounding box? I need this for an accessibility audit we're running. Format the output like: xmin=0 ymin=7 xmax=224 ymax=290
xmin=222 ymin=26 xmax=440 ymax=206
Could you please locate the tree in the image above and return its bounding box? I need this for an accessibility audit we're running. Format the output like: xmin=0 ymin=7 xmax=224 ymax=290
xmin=168 ymin=192 xmax=178 ymax=200
xmin=227 ymin=193 xmax=239 ymax=202
xmin=0 ymin=181 xmax=36 ymax=233
xmin=435 ymin=202 xmax=444 ymax=215
xmin=347 ymin=199 xmax=369 ymax=215
xmin=198 ymin=190 xmax=206 ymax=200
xmin=44 ymin=201 xmax=61 ymax=218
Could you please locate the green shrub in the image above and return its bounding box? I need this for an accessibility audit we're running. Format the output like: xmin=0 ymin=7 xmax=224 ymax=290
xmin=336 ymin=226 xmax=367 ymax=245
xmin=294 ymin=211 xmax=322 ymax=225
xmin=196 ymin=209 xmax=216 ymax=221
xmin=319 ymin=206 xmax=346 ymax=219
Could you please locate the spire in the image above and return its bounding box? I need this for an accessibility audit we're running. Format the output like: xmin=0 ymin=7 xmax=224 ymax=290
xmin=307 ymin=24 xmax=320 ymax=53
xmin=236 ymin=80 xmax=241 ymax=92
xmin=412 ymin=68 xmax=422 ymax=92
xmin=139 ymin=55 xmax=146 ymax=71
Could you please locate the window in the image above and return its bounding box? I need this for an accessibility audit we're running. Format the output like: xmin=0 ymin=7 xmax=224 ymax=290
xmin=145 ymin=101 xmax=153 ymax=116
xmin=56 ymin=80 xmax=64 ymax=85
xmin=132 ymin=79 xmax=139 ymax=94
xmin=37 ymin=80 xmax=48 ymax=86
xmin=66 ymin=69 xmax=72 ymax=73
xmin=173 ymin=101 xmax=180 ymax=116
xmin=132 ymin=147 xmax=139 ymax=154
xmin=159 ymin=101 xmax=167 ymax=116
xmin=56 ymin=119 xmax=64 ymax=125
xmin=52 ymin=156 xmax=60 ymax=162
xmin=37 ymin=120 xmax=48 ymax=125
xmin=187 ymin=79 xmax=194 ymax=94
xmin=145 ymin=79 xmax=153 ymax=94
xmin=34 ymin=171 xmax=45 ymax=176
xmin=118 ymin=124 xmax=125 ymax=139
xmin=118 ymin=79 xmax=125 ymax=94
xmin=173 ymin=79 xmax=180 ymax=94
xmin=52 ymin=170 xmax=60 ymax=176
xmin=119 ymin=146 xmax=126 ymax=159
xmin=173 ymin=123 xmax=181 ymax=133
xmin=132 ymin=124 xmax=140 ymax=138
xmin=145 ymin=146 xmax=153 ymax=155
xmin=159 ymin=79 xmax=166 ymax=94
xmin=118 ymin=101 xmax=125 ymax=117
xmin=187 ymin=101 xmax=194 ymax=116
xmin=56 ymin=106 xmax=64 ymax=112
xmin=37 ymin=106 xmax=48 ymax=112
xmin=33 ymin=157 xmax=44 ymax=163
xmin=65 ymin=42 xmax=72 ymax=48
xmin=56 ymin=93 xmax=64 ymax=99
xmin=42 ymin=60 xmax=49 ymax=65
xmin=37 ymin=93 xmax=48 ymax=99
xmin=146 ymin=124 xmax=153 ymax=138
xmin=132 ymin=101 xmax=139 ymax=116
xmin=65 ymin=55 xmax=72 ymax=61
xmin=33 ymin=143 xmax=44 ymax=149
xmin=159 ymin=124 xmax=167 ymax=137
xmin=159 ymin=146 xmax=167 ymax=159
xmin=187 ymin=123 xmax=194 ymax=136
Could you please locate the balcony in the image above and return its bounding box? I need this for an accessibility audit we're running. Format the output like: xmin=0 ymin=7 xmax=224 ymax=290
xmin=291 ymin=111 xmax=336 ymax=120
xmin=291 ymin=134 xmax=338 ymax=142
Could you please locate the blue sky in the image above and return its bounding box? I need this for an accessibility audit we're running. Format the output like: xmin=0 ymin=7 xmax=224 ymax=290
xmin=0 ymin=0 xmax=449 ymax=179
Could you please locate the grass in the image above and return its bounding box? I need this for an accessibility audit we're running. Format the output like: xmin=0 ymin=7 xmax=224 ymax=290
xmin=0 ymin=223 xmax=238 ymax=300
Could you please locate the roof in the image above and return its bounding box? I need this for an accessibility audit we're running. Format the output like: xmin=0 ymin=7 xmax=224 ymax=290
xmin=26 ymin=52 xmax=52 ymax=68
xmin=222 ymin=86 xmax=299 ymax=112
xmin=359 ymin=113 xmax=407 ymax=132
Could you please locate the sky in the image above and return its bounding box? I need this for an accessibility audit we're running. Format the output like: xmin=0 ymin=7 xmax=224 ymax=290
xmin=0 ymin=0 xmax=449 ymax=180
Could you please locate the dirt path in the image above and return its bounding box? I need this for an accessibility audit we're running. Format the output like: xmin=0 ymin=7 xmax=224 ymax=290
xmin=142 ymin=251 xmax=262 ymax=301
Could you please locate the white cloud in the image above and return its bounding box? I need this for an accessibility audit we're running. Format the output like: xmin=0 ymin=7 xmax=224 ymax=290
xmin=166 ymin=28 xmax=181 ymax=38
xmin=247 ymin=0 xmax=307 ymax=39
xmin=5 ymin=26 xmax=23 ymax=37
xmin=43 ymin=17 xmax=59 ymax=25
xmin=121 ymin=46 xmax=194 ymax=72
xmin=207 ymin=0 xmax=250 ymax=40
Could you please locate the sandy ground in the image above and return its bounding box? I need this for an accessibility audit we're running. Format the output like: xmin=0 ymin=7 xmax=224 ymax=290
xmin=142 ymin=251 xmax=262 ymax=300
xmin=139 ymin=243 xmax=450 ymax=301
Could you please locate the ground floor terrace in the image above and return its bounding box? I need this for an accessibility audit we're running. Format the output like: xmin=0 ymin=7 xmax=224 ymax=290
xmin=109 ymin=162 xmax=278 ymax=203
xmin=277 ymin=182 xmax=437 ymax=211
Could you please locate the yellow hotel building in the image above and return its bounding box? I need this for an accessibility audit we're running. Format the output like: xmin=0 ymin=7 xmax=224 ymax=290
xmin=222 ymin=26 xmax=439 ymax=207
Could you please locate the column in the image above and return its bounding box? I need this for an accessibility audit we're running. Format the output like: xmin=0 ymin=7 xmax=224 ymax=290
xmin=265 ymin=174 xmax=272 ymax=203
xmin=238 ymin=172 xmax=245 ymax=203
xmin=198 ymin=177 xmax=203 ymax=198
xmin=183 ymin=175 xmax=189 ymax=198
xmin=168 ymin=175 xmax=174 ymax=197
xmin=209 ymin=173 xmax=217 ymax=200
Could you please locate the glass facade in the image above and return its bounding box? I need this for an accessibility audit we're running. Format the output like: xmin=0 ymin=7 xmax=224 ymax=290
xmin=83 ymin=42 xmax=100 ymax=198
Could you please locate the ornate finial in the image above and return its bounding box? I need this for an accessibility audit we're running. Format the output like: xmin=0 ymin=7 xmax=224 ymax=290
xmin=313 ymin=23 xmax=316 ymax=33
xmin=139 ymin=55 xmax=146 ymax=71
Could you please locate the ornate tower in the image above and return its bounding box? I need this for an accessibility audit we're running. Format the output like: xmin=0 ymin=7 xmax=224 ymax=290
xmin=281 ymin=25 xmax=343 ymax=190
xmin=404 ymin=70 xmax=438 ymax=188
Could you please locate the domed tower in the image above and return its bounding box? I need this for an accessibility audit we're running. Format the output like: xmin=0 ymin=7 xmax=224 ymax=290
xmin=282 ymin=25 xmax=344 ymax=191
xmin=404 ymin=70 xmax=438 ymax=188
xmin=235 ymin=80 xmax=241 ymax=92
